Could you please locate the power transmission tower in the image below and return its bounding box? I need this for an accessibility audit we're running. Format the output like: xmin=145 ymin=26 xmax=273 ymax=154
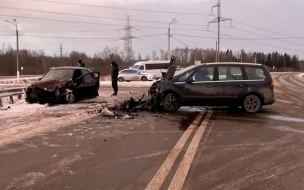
xmin=118 ymin=15 xmax=139 ymax=63
xmin=208 ymin=0 xmax=232 ymax=62
xmin=60 ymin=44 xmax=63 ymax=58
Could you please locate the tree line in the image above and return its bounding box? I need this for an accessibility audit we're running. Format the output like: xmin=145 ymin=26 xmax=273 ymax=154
xmin=0 ymin=45 xmax=303 ymax=76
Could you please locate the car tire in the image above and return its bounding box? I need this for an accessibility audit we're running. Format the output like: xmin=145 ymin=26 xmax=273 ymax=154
xmin=118 ymin=77 xmax=124 ymax=82
xmin=25 ymin=97 xmax=35 ymax=104
xmin=64 ymin=92 xmax=76 ymax=104
xmin=242 ymin=94 xmax=261 ymax=113
xmin=141 ymin=76 xmax=148 ymax=81
xmin=163 ymin=93 xmax=180 ymax=112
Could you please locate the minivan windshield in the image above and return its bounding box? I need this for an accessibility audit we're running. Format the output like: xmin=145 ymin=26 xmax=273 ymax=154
xmin=174 ymin=65 xmax=198 ymax=77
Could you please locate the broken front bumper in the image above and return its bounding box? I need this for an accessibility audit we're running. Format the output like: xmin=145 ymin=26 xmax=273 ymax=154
xmin=25 ymin=87 xmax=68 ymax=103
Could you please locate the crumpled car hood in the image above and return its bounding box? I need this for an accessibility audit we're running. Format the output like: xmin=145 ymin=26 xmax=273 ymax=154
xmin=32 ymin=79 xmax=69 ymax=91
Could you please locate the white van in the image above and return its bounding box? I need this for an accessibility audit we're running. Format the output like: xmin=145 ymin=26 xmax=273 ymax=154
xmin=131 ymin=60 xmax=170 ymax=78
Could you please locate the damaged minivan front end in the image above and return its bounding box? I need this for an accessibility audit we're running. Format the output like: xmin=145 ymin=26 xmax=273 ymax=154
xmin=148 ymin=56 xmax=178 ymax=110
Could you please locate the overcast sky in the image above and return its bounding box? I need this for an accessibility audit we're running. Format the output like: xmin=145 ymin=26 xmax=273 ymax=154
xmin=1 ymin=0 xmax=304 ymax=59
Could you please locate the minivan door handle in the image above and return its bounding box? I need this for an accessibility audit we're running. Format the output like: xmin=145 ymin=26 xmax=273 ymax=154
xmin=238 ymin=84 xmax=246 ymax=87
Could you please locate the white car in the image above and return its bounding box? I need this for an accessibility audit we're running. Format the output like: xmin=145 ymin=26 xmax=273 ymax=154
xmin=118 ymin=69 xmax=155 ymax=82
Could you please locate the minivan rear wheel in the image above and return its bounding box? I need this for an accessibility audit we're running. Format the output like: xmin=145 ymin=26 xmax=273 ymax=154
xmin=243 ymin=94 xmax=261 ymax=113
xmin=163 ymin=93 xmax=180 ymax=112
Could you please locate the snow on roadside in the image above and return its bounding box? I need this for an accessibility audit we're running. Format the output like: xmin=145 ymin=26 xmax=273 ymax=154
xmin=0 ymin=99 xmax=104 ymax=148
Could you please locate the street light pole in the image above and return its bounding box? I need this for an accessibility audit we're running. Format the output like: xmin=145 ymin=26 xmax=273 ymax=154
xmin=168 ymin=19 xmax=177 ymax=60
xmin=5 ymin=19 xmax=19 ymax=80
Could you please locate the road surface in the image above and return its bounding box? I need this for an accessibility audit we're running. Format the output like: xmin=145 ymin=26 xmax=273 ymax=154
xmin=0 ymin=72 xmax=304 ymax=190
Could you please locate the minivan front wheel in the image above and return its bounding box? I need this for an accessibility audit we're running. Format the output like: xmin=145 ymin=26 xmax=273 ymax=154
xmin=243 ymin=94 xmax=261 ymax=113
xmin=163 ymin=93 xmax=180 ymax=112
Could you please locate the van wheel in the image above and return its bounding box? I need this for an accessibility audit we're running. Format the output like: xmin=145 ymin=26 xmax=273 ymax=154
xmin=163 ymin=93 xmax=180 ymax=112
xmin=141 ymin=76 xmax=148 ymax=81
xmin=118 ymin=77 xmax=124 ymax=82
xmin=243 ymin=94 xmax=261 ymax=113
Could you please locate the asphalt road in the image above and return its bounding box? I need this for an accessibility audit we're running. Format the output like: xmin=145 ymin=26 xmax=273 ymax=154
xmin=0 ymin=72 xmax=304 ymax=190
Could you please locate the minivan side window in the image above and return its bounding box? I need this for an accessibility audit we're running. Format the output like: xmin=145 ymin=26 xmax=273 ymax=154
xmin=193 ymin=67 xmax=214 ymax=82
xmin=218 ymin=66 xmax=243 ymax=81
xmin=245 ymin=67 xmax=265 ymax=80
xmin=177 ymin=70 xmax=195 ymax=82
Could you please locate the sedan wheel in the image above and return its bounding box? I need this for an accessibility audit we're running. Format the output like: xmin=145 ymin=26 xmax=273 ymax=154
xmin=118 ymin=77 xmax=124 ymax=82
xmin=163 ymin=93 xmax=180 ymax=112
xmin=141 ymin=76 xmax=148 ymax=81
xmin=243 ymin=94 xmax=261 ymax=113
xmin=64 ymin=92 xmax=76 ymax=104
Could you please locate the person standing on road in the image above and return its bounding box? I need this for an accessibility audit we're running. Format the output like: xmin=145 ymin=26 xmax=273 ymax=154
xmin=111 ymin=61 xmax=119 ymax=96
xmin=78 ymin=59 xmax=85 ymax=67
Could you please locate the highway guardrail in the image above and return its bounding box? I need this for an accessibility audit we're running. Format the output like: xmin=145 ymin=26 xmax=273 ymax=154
xmin=0 ymin=87 xmax=26 ymax=107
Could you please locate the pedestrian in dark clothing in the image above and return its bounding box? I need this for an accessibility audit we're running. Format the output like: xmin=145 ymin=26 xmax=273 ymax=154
xmin=111 ymin=61 xmax=119 ymax=96
xmin=78 ymin=59 xmax=85 ymax=67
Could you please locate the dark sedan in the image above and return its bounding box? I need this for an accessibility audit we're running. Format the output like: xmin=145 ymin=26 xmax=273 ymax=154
xmin=25 ymin=67 xmax=100 ymax=104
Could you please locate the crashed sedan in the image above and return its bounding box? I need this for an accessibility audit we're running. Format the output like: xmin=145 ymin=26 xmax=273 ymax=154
xmin=25 ymin=67 xmax=100 ymax=104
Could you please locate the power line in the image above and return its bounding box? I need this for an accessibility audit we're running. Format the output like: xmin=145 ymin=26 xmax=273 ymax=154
xmin=30 ymin=0 xmax=213 ymax=16
xmin=173 ymin=33 xmax=304 ymax=41
xmin=0 ymin=14 xmax=217 ymax=31
xmin=0 ymin=6 xmax=214 ymax=27
xmin=171 ymin=36 xmax=189 ymax=47
xmin=225 ymin=33 xmax=304 ymax=54
xmin=19 ymin=33 xmax=167 ymax=40
xmin=172 ymin=33 xmax=304 ymax=53
xmin=234 ymin=20 xmax=304 ymax=40
xmin=232 ymin=27 xmax=304 ymax=48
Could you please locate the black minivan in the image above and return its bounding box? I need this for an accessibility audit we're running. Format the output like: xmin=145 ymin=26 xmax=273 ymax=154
xmin=153 ymin=62 xmax=275 ymax=113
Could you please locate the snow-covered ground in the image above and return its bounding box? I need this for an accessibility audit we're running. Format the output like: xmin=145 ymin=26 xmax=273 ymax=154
xmin=0 ymin=99 xmax=106 ymax=148
xmin=0 ymin=86 xmax=147 ymax=148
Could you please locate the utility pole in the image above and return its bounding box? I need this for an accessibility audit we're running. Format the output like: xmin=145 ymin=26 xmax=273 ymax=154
xmin=60 ymin=44 xmax=63 ymax=58
xmin=215 ymin=41 xmax=218 ymax=62
xmin=2 ymin=42 xmax=4 ymax=55
xmin=208 ymin=0 xmax=232 ymax=63
xmin=168 ymin=19 xmax=178 ymax=60
xmin=5 ymin=19 xmax=19 ymax=80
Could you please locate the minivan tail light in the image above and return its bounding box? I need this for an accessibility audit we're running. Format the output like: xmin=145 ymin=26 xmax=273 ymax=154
xmin=269 ymin=81 xmax=274 ymax=88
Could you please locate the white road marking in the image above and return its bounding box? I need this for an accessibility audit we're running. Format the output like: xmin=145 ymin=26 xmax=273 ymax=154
xmin=145 ymin=111 xmax=205 ymax=190
xmin=168 ymin=111 xmax=213 ymax=190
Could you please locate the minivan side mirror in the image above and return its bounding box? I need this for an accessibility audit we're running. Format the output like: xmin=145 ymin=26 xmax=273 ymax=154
xmin=188 ymin=77 xmax=195 ymax=83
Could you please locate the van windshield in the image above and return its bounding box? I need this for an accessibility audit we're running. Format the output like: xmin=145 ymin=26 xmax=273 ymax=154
xmin=132 ymin=65 xmax=139 ymax=69
xmin=174 ymin=65 xmax=198 ymax=77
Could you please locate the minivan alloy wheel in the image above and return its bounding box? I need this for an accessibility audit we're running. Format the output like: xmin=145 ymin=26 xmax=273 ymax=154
xmin=163 ymin=93 xmax=180 ymax=112
xmin=243 ymin=94 xmax=261 ymax=113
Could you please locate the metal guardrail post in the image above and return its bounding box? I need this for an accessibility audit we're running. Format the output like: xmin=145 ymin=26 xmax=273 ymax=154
xmin=9 ymin=96 xmax=14 ymax=104
xmin=0 ymin=98 xmax=2 ymax=107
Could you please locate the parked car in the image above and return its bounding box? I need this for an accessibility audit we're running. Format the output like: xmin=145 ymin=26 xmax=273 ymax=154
xmin=118 ymin=69 xmax=155 ymax=82
xmin=25 ymin=67 xmax=100 ymax=104
xmin=149 ymin=60 xmax=275 ymax=113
